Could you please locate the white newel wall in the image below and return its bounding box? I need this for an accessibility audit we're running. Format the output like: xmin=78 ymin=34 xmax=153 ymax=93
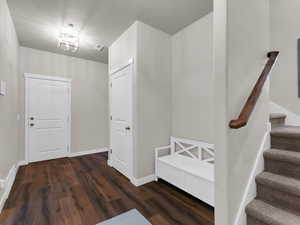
xmin=109 ymin=21 xmax=172 ymax=182
xmin=214 ymin=0 xmax=270 ymax=224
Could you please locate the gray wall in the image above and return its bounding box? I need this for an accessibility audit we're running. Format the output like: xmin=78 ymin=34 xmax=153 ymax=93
xmin=172 ymin=12 xmax=213 ymax=143
xmin=214 ymin=0 xmax=270 ymax=224
xmin=0 ymin=0 xmax=20 ymax=179
xmin=19 ymin=47 xmax=109 ymax=158
xmin=270 ymin=0 xmax=300 ymax=115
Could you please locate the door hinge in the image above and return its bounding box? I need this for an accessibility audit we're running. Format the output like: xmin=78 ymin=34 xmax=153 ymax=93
xmin=110 ymin=149 xmax=112 ymax=154
xmin=110 ymin=116 xmax=112 ymax=120
xmin=110 ymin=83 xmax=112 ymax=88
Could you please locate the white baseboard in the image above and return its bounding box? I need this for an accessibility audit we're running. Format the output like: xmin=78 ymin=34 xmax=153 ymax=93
xmin=17 ymin=160 xmax=28 ymax=167
xmin=0 ymin=164 xmax=19 ymax=213
xmin=233 ymin=124 xmax=271 ymax=225
xmin=131 ymin=174 xmax=156 ymax=187
xmin=69 ymin=148 xmax=109 ymax=157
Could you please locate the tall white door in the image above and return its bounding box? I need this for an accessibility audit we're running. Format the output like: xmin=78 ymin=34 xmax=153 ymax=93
xmin=26 ymin=75 xmax=71 ymax=163
xmin=110 ymin=63 xmax=133 ymax=179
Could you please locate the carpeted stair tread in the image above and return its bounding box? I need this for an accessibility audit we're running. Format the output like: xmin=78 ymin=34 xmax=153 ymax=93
xmin=256 ymin=172 xmax=300 ymax=197
xmin=247 ymin=114 xmax=300 ymax=224
xmin=271 ymin=126 xmax=300 ymax=138
xmin=264 ymin=149 xmax=300 ymax=165
xmin=270 ymin=113 xmax=286 ymax=120
xmin=246 ymin=199 xmax=300 ymax=225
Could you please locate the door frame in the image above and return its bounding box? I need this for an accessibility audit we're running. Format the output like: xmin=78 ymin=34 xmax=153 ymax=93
xmin=109 ymin=58 xmax=135 ymax=180
xmin=24 ymin=73 xmax=72 ymax=163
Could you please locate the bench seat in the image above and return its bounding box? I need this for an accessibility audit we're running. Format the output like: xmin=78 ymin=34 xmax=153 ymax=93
xmin=155 ymin=137 xmax=215 ymax=207
xmin=158 ymin=154 xmax=214 ymax=182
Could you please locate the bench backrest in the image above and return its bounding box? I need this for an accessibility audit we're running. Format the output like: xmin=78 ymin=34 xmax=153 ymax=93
xmin=170 ymin=137 xmax=215 ymax=163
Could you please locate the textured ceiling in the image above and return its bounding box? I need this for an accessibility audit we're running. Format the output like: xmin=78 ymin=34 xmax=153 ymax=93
xmin=8 ymin=0 xmax=213 ymax=63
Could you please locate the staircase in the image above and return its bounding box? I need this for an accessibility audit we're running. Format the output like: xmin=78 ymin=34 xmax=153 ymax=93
xmin=246 ymin=113 xmax=300 ymax=225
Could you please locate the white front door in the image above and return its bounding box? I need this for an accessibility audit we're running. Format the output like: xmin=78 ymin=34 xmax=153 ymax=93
xmin=110 ymin=63 xmax=133 ymax=179
xmin=26 ymin=75 xmax=71 ymax=163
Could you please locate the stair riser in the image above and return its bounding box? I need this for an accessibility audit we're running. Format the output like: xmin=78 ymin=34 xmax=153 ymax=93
xmin=265 ymin=158 xmax=300 ymax=180
xmin=247 ymin=216 xmax=269 ymax=225
xmin=271 ymin=135 xmax=300 ymax=152
xmin=257 ymin=184 xmax=300 ymax=213
xmin=270 ymin=118 xmax=285 ymax=129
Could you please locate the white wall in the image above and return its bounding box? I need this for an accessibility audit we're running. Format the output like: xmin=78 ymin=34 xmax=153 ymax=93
xmin=109 ymin=22 xmax=138 ymax=175
xmin=109 ymin=21 xmax=172 ymax=179
xmin=135 ymin=21 xmax=172 ymax=178
xmin=172 ymin=12 xmax=214 ymax=143
xmin=0 ymin=0 xmax=20 ymax=179
xmin=109 ymin=23 xmax=138 ymax=73
xmin=214 ymin=0 xmax=270 ymax=224
xmin=19 ymin=47 xmax=109 ymax=158
xmin=270 ymin=0 xmax=300 ymax=115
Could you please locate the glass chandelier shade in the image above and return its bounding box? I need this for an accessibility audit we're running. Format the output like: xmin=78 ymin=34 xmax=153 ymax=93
xmin=58 ymin=24 xmax=79 ymax=52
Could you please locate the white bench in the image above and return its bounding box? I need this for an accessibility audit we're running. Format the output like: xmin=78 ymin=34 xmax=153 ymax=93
xmin=155 ymin=137 xmax=215 ymax=207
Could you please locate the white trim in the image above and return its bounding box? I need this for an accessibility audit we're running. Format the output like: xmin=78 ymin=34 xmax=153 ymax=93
xmin=24 ymin=73 xmax=72 ymax=83
xmin=69 ymin=148 xmax=109 ymax=157
xmin=270 ymin=101 xmax=300 ymax=126
xmin=131 ymin=174 xmax=156 ymax=187
xmin=24 ymin=74 xmax=72 ymax=163
xmin=107 ymin=159 xmax=113 ymax=167
xmin=109 ymin=58 xmax=134 ymax=75
xmin=68 ymin=86 xmax=72 ymax=156
xmin=171 ymin=136 xmax=215 ymax=149
xmin=233 ymin=123 xmax=271 ymax=225
xmin=170 ymin=136 xmax=215 ymax=161
xmin=25 ymin=76 xmax=29 ymax=163
xmin=17 ymin=161 xmax=28 ymax=167
xmin=0 ymin=164 xmax=19 ymax=213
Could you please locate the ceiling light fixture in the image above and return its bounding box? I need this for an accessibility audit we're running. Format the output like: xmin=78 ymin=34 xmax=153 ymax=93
xmin=58 ymin=24 xmax=79 ymax=52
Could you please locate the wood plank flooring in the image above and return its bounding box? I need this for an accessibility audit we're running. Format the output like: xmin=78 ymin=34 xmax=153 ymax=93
xmin=0 ymin=153 xmax=214 ymax=225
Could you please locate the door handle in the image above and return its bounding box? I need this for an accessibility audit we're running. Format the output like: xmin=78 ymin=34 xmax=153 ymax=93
xmin=30 ymin=123 xmax=34 ymax=127
xmin=30 ymin=117 xmax=34 ymax=120
xmin=125 ymin=126 xmax=131 ymax=131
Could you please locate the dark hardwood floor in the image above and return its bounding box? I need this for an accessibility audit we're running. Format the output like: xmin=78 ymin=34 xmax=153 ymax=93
xmin=0 ymin=153 xmax=214 ymax=225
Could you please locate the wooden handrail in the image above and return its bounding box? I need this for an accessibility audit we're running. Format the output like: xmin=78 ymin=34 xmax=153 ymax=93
xmin=229 ymin=51 xmax=279 ymax=129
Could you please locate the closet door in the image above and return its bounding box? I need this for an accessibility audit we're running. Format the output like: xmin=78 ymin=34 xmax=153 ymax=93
xmin=110 ymin=62 xmax=133 ymax=179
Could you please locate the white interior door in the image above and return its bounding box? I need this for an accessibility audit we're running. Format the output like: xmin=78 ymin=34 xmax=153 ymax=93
xmin=110 ymin=63 xmax=133 ymax=179
xmin=26 ymin=75 xmax=71 ymax=163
